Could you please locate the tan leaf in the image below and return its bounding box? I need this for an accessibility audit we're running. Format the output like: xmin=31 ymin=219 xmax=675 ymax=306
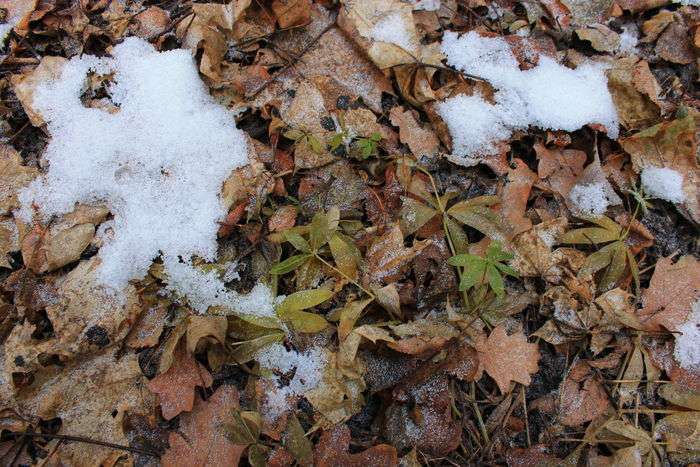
xmin=637 ymin=255 xmax=700 ymax=331
xmin=1 ymin=349 xmax=154 ymax=466
xmin=500 ymin=159 xmax=537 ymax=239
xmin=2 ymin=0 xmax=37 ymax=37
xmin=186 ymin=315 xmax=228 ymax=354
xmin=0 ymin=218 xmax=19 ymax=268
xmin=0 ymin=144 xmax=38 ymax=215
xmin=474 ymin=325 xmax=540 ymax=393
xmin=11 ymin=56 xmax=67 ymax=127
xmin=656 ymin=20 xmax=695 ymax=65
xmin=147 ymin=343 xmax=213 ymax=420
xmin=162 ymin=385 xmax=247 ymax=467
xmin=363 ymin=224 xmax=429 ymax=285
xmin=271 ymin=0 xmax=311 ymax=28
xmin=389 ymin=106 xmax=439 ymax=158
xmin=132 ymin=6 xmax=170 ymax=39
xmin=268 ymin=205 xmax=297 ymax=232
xmin=576 ymin=24 xmax=620 ymax=52
xmin=607 ymin=57 xmax=662 ymax=131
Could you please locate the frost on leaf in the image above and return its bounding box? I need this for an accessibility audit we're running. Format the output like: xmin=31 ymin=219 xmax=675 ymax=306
xmin=474 ymin=325 xmax=540 ymax=393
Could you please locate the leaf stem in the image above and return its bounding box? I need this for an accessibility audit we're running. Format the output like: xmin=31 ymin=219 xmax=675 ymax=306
xmin=314 ymin=253 xmax=375 ymax=300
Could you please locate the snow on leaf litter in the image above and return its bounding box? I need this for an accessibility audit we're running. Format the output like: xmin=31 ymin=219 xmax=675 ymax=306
xmin=18 ymin=37 xmax=274 ymax=315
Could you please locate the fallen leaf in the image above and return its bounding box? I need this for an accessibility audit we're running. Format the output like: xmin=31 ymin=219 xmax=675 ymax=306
xmin=314 ymin=424 xmax=397 ymax=466
xmin=535 ymin=143 xmax=587 ymax=199
xmin=656 ymin=20 xmax=695 ymax=65
xmin=162 ymin=385 xmax=247 ymax=467
xmin=576 ymin=24 xmax=620 ymax=52
xmin=363 ymin=224 xmax=429 ymax=286
xmin=500 ymin=159 xmax=537 ymax=239
xmin=132 ymin=6 xmax=170 ymax=39
xmin=559 ymin=360 xmax=611 ymax=426
xmin=147 ymin=343 xmax=214 ymax=420
xmin=271 ymin=0 xmax=312 ymax=28
xmin=474 ymin=325 xmax=540 ymax=393
xmin=607 ymin=57 xmax=662 ymax=131
xmin=389 ymin=106 xmax=439 ymax=158
xmin=268 ymin=205 xmax=297 ymax=232
xmin=0 ymin=144 xmax=38 ymax=215
xmin=11 ymin=56 xmax=67 ymax=127
xmin=637 ymin=255 xmax=700 ymax=331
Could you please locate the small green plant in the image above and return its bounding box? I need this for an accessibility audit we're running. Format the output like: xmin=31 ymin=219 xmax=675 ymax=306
xmin=354 ymin=132 xmax=382 ymax=159
xmin=448 ymin=241 xmax=519 ymax=297
xmin=626 ymin=182 xmax=653 ymax=216
xmin=284 ymin=128 xmax=323 ymax=153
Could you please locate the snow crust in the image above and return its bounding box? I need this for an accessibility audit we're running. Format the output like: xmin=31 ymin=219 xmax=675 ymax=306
xmin=674 ymin=299 xmax=700 ymax=370
xmin=18 ymin=37 xmax=264 ymax=313
xmin=255 ymin=343 xmax=327 ymax=420
xmin=568 ymin=182 xmax=612 ymax=216
xmin=641 ymin=167 xmax=685 ymax=204
xmin=437 ymin=31 xmax=619 ymax=161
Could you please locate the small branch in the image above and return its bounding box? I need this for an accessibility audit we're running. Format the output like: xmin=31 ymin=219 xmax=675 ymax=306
xmin=4 ymin=431 xmax=159 ymax=457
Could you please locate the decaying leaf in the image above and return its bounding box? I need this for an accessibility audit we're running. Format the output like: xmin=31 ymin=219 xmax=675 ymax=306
xmin=147 ymin=343 xmax=214 ymax=420
xmin=559 ymin=360 xmax=611 ymax=426
xmin=363 ymin=224 xmax=429 ymax=286
xmin=637 ymin=255 xmax=700 ymax=331
xmin=162 ymin=385 xmax=247 ymax=467
xmin=314 ymin=425 xmax=397 ymax=466
xmin=0 ymin=145 xmax=38 ymax=215
xmin=474 ymin=325 xmax=540 ymax=393
xmin=389 ymin=106 xmax=439 ymax=158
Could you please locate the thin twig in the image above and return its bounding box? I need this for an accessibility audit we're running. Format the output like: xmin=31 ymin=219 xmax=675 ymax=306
xmin=4 ymin=432 xmax=159 ymax=457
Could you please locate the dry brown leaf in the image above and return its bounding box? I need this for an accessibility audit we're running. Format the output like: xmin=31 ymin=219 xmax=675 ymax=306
xmin=511 ymin=217 xmax=569 ymax=278
xmin=561 ymin=0 xmax=612 ymax=25
xmin=363 ymin=224 xmax=430 ymax=286
xmin=21 ymin=204 xmax=109 ymax=273
xmin=0 ymin=218 xmax=18 ymax=268
xmin=271 ymin=0 xmax=312 ymax=28
xmin=268 ymin=205 xmax=297 ymax=232
xmin=389 ymin=106 xmax=439 ymax=158
xmin=186 ymin=315 xmax=228 ymax=354
xmin=314 ymin=424 xmax=398 ymax=467
xmin=656 ymin=20 xmax=695 ymax=65
xmin=162 ymin=385 xmax=247 ymax=467
xmin=535 ymin=142 xmax=587 ymax=198
xmin=2 ymin=0 xmax=38 ymax=37
xmin=132 ymin=6 xmax=170 ymax=39
xmin=637 ymin=255 xmax=700 ymax=332
xmin=3 ymin=257 xmax=140 ymax=376
xmin=474 ymin=325 xmax=540 ymax=393
xmin=620 ymin=116 xmax=700 ymax=223
xmin=607 ymin=57 xmax=662 ymax=131
xmin=11 ymin=56 xmax=67 ymax=127
xmin=500 ymin=159 xmax=537 ymax=239
xmin=147 ymin=343 xmax=213 ymax=420
xmin=125 ymin=303 xmax=167 ymax=349
xmin=641 ymin=10 xmax=674 ymax=42
xmin=0 ymin=144 xmax=38 ymax=215
xmin=575 ymin=24 xmax=620 ymax=52
xmin=0 ymin=349 xmax=153 ymax=467
xmin=559 ymin=360 xmax=611 ymax=426
xmin=616 ymin=0 xmax=670 ymax=13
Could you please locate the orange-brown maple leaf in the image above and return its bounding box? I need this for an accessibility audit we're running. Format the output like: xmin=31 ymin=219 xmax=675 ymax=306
xmin=162 ymin=385 xmax=246 ymax=467
xmin=146 ymin=343 xmax=213 ymax=420
xmin=474 ymin=325 xmax=540 ymax=393
xmin=637 ymin=255 xmax=700 ymax=332
xmin=314 ymin=425 xmax=397 ymax=467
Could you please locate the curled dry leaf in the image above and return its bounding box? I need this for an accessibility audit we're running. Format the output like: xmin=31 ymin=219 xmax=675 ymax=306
xmin=500 ymin=159 xmax=537 ymax=239
xmin=474 ymin=325 xmax=540 ymax=393
xmin=162 ymin=385 xmax=247 ymax=467
xmin=607 ymin=57 xmax=662 ymax=131
xmin=147 ymin=343 xmax=214 ymax=420
xmin=363 ymin=224 xmax=430 ymax=286
xmin=535 ymin=143 xmax=587 ymax=199
xmin=637 ymin=255 xmax=700 ymax=332
xmin=11 ymin=56 xmax=67 ymax=127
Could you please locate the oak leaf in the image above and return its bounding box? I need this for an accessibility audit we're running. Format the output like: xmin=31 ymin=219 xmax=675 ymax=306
xmin=147 ymin=343 xmax=214 ymax=420
xmin=474 ymin=325 xmax=540 ymax=393
xmin=637 ymin=255 xmax=700 ymax=332
xmin=162 ymin=385 xmax=246 ymax=467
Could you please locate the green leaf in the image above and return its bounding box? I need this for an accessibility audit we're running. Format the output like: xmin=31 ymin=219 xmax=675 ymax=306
xmin=460 ymin=261 xmax=486 ymax=291
xmin=338 ymin=298 xmax=373 ymax=341
xmin=578 ymin=243 xmax=616 ymax=278
xmin=370 ymin=132 xmax=382 ymax=142
xmin=281 ymin=309 xmax=328 ymax=333
xmin=328 ymin=133 xmax=344 ymax=150
xmin=452 ymin=195 xmax=501 ymax=207
xmin=222 ymin=410 xmax=258 ymax=445
xmin=486 ymin=264 xmax=505 ymax=297
xmin=284 ymin=129 xmax=305 ymax=141
xmin=486 ymin=241 xmax=513 ymax=262
xmin=283 ymin=230 xmax=311 ymax=252
xmin=599 ymin=242 xmax=627 ymax=292
xmin=495 ymin=262 xmax=519 ymax=278
xmin=328 ymin=232 xmax=361 ymax=280
xmin=448 ymin=253 xmax=482 ymax=267
xmin=277 ymin=288 xmax=334 ymax=315
xmin=282 ymin=415 xmax=313 ymax=465
xmin=560 ymin=227 xmax=620 ymax=245
xmin=307 ymin=134 xmax=323 ymax=153
xmin=447 ymin=205 xmax=504 ymax=240
xmin=445 ymin=217 xmax=470 ymax=254
xmin=309 ymin=211 xmax=331 ymax=251
xmin=270 ymin=253 xmax=312 ymax=275
xmin=399 ymin=197 xmax=438 ymax=236
xmin=229 ymin=332 xmax=284 ymax=364
xmin=588 ymin=215 xmax=623 ymax=236
xmin=248 ymin=444 xmax=268 ymax=467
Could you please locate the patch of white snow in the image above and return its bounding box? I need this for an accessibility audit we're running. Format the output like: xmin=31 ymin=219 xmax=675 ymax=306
xmin=641 ymin=167 xmax=685 ymax=204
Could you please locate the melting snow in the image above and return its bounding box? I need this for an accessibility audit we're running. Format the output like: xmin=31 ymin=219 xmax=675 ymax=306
xmin=18 ymin=37 xmax=269 ymax=314
xmin=437 ymin=31 xmax=619 ymax=162
xmin=370 ymin=11 xmax=417 ymax=52
xmin=568 ymin=182 xmax=612 ymax=216
xmin=641 ymin=167 xmax=685 ymax=204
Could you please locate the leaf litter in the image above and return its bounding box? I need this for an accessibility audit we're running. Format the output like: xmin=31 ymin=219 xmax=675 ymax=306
xmin=0 ymin=0 xmax=698 ymax=466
